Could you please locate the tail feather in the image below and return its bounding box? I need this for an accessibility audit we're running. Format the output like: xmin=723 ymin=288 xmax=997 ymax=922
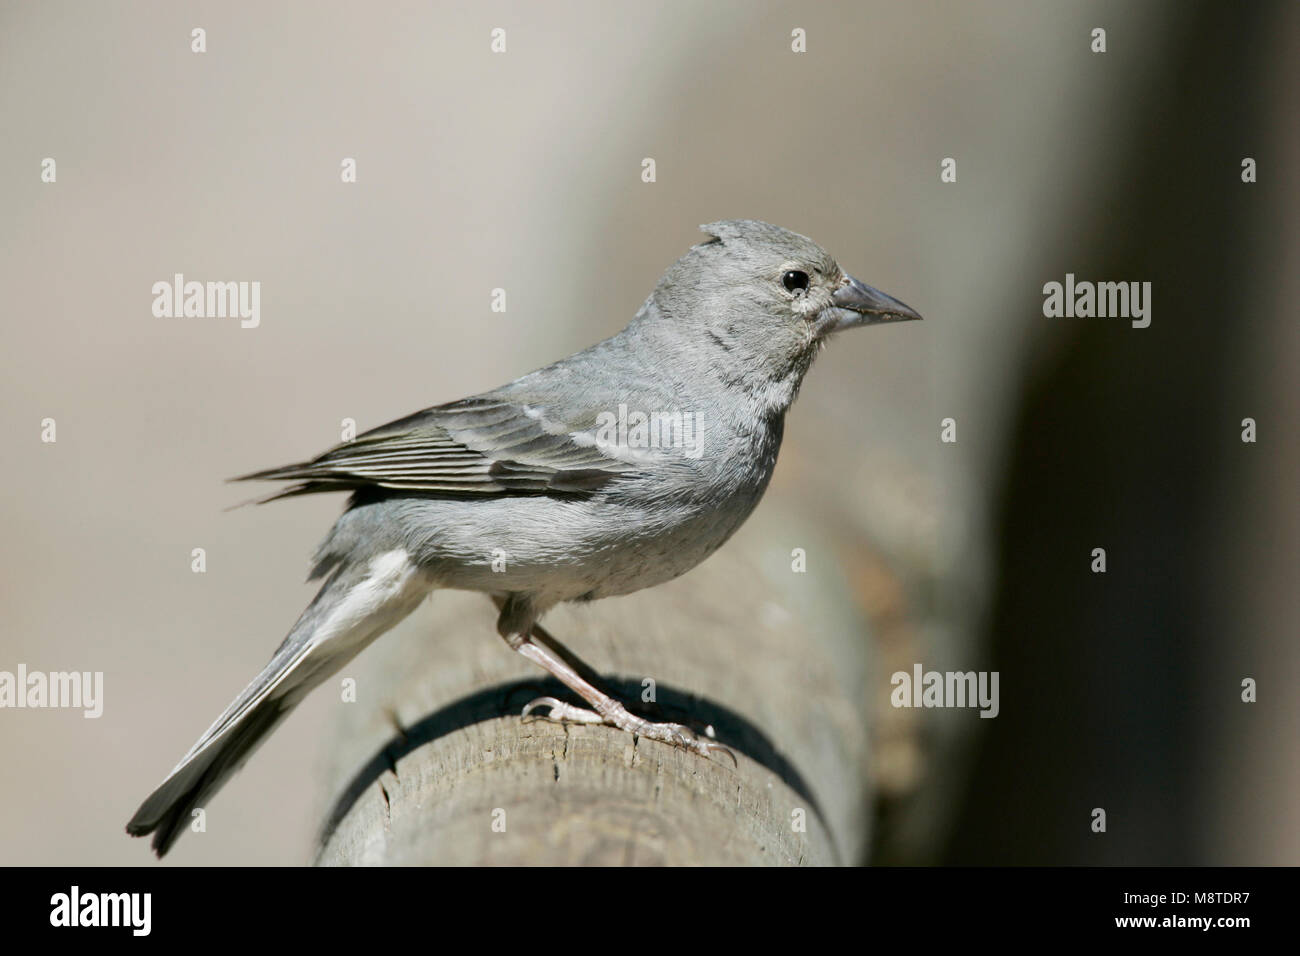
xmin=126 ymin=692 xmax=290 ymax=856
xmin=126 ymin=550 xmax=431 ymax=857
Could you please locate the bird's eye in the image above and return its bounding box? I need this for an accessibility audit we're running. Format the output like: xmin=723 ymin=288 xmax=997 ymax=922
xmin=782 ymin=270 xmax=810 ymax=293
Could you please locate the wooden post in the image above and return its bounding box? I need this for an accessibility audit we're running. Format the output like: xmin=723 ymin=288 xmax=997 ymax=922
xmin=313 ymin=504 xmax=876 ymax=865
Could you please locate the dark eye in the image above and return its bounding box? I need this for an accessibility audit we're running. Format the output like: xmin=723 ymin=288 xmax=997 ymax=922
xmin=782 ymin=270 xmax=810 ymax=293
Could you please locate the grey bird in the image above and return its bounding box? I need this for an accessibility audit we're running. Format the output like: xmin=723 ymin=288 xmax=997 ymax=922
xmin=126 ymin=219 xmax=921 ymax=856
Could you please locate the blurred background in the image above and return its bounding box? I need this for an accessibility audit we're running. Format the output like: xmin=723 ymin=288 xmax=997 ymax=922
xmin=0 ymin=0 xmax=1295 ymax=864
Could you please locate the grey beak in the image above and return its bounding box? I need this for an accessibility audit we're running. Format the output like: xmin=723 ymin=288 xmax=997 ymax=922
xmin=825 ymin=274 xmax=923 ymax=330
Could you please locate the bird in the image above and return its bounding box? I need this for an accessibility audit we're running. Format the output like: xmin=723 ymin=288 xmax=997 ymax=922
xmin=125 ymin=219 xmax=921 ymax=856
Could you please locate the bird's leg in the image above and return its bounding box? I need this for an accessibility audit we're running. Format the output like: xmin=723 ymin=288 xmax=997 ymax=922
xmin=492 ymin=595 xmax=732 ymax=761
xmin=518 ymin=633 xmax=733 ymax=760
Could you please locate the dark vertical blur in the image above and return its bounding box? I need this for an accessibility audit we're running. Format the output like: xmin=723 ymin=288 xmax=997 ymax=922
xmin=943 ymin=1 xmax=1292 ymax=864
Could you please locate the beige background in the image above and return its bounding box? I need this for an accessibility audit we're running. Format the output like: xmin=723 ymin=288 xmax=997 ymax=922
xmin=1 ymin=1 xmax=1295 ymax=865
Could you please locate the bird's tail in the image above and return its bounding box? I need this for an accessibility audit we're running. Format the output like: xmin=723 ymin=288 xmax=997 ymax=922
xmin=126 ymin=549 xmax=431 ymax=857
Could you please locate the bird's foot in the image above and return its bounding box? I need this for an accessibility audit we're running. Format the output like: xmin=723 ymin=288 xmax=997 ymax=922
xmin=521 ymin=695 xmax=735 ymax=764
xmin=520 ymin=696 xmax=605 ymax=724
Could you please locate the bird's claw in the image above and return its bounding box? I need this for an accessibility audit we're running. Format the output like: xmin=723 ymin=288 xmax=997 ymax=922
xmin=519 ymin=696 xmax=736 ymax=765
xmin=520 ymin=696 xmax=604 ymax=724
xmin=665 ymin=726 xmax=736 ymax=766
xmin=642 ymin=720 xmax=727 ymax=761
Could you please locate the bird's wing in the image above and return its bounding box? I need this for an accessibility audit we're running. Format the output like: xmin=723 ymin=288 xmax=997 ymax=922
xmin=234 ymin=394 xmax=640 ymax=499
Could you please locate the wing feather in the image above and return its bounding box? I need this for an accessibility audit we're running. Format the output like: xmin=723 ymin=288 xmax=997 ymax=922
xmin=233 ymin=395 xmax=636 ymax=498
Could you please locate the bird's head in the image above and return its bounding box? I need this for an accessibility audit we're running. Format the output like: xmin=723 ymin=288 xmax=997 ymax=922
xmin=648 ymin=220 xmax=921 ymax=401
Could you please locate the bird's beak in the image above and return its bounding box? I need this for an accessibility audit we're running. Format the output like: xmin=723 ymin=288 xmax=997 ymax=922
xmin=819 ymin=274 xmax=923 ymax=334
